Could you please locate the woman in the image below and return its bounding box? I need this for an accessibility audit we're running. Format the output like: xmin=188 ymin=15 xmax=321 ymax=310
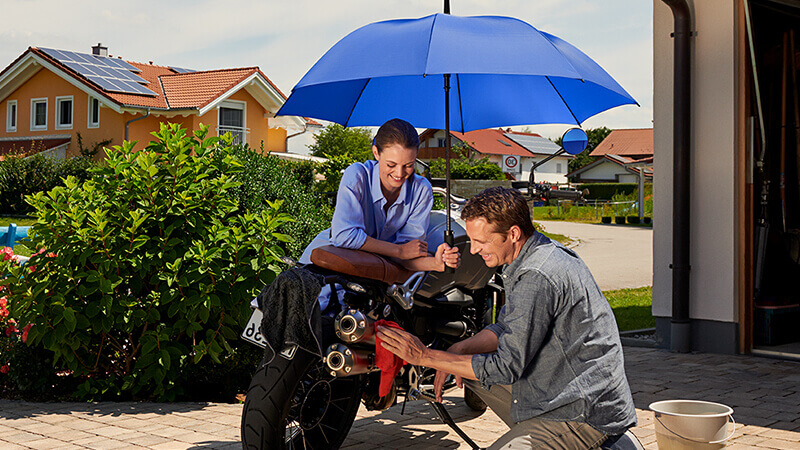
xmin=300 ymin=118 xmax=460 ymax=310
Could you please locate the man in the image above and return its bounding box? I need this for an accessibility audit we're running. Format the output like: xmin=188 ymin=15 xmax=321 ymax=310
xmin=378 ymin=187 xmax=636 ymax=449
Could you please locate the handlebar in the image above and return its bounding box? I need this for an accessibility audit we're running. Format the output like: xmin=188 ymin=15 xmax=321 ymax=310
xmin=431 ymin=187 xmax=467 ymax=206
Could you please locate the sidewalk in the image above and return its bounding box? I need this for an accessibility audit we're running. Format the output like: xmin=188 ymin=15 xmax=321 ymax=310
xmin=1 ymin=347 xmax=800 ymax=449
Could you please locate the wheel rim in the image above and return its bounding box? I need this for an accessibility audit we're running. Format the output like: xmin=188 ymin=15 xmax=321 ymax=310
xmin=284 ymin=362 xmax=360 ymax=449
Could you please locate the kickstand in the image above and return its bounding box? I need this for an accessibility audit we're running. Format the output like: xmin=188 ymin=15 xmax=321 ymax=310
xmin=416 ymin=391 xmax=481 ymax=450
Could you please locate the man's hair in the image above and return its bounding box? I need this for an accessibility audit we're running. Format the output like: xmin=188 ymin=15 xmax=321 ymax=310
xmin=461 ymin=187 xmax=535 ymax=238
xmin=374 ymin=118 xmax=420 ymax=153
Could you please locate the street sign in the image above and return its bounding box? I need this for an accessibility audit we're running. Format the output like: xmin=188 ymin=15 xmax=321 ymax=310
xmin=502 ymin=155 xmax=520 ymax=173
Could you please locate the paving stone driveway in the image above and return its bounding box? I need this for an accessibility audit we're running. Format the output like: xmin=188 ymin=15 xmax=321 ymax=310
xmin=2 ymin=347 xmax=800 ymax=449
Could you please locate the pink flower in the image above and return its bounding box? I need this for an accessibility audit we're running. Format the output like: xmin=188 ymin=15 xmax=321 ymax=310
xmin=22 ymin=324 xmax=32 ymax=343
xmin=5 ymin=324 xmax=16 ymax=337
xmin=0 ymin=297 xmax=6 ymax=308
xmin=1 ymin=247 xmax=12 ymax=262
xmin=0 ymin=364 xmax=9 ymax=374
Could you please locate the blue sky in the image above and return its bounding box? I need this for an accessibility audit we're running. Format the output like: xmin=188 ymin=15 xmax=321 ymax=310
xmin=1 ymin=0 xmax=652 ymax=138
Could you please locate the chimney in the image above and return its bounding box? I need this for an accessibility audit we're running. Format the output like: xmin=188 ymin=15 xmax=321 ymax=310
xmin=92 ymin=43 xmax=108 ymax=57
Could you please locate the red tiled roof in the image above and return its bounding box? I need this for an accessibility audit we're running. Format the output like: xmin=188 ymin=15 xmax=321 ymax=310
xmin=160 ymin=67 xmax=257 ymax=109
xmin=451 ymin=128 xmax=534 ymax=157
xmin=23 ymin=47 xmax=288 ymax=111
xmin=503 ymin=129 xmax=544 ymax=138
xmin=590 ymin=128 xmax=653 ymax=157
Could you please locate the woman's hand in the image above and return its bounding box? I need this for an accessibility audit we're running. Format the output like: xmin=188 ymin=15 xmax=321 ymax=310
xmin=435 ymin=243 xmax=461 ymax=271
xmin=397 ymin=239 xmax=428 ymax=260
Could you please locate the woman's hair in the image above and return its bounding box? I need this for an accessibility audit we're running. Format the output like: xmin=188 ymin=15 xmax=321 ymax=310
xmin=374 ymin=118 xmax=420 ymax=153
xmin=461 ymin=187 xmax=535 ymax=238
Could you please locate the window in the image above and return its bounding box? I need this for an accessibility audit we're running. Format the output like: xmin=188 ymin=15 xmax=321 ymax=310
xmin=6 ymin=100 xmax=16 ymax=132
xmin=31 ymin=98 xmax=47 ymax=130
xmin=556 ymin=163 xmax=562 ymax=173
xmin=437 ymin=138 xmax=446 ymax=147
xmin=56 ymin=96 xmax=73 ymax=130
xmin=217 ymin=100 xmax=247 ymax=145
xmin=88 ymin=97 xmax=100 ymax=128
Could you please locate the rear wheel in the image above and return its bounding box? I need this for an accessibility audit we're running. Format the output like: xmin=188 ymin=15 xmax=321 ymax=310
xmin=241 ymin=347 xmax=363 ymax=449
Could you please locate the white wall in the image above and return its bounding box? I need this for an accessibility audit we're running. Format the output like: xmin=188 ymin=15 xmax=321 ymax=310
xmin=576 ymin=160 xmax=625 ymax=182
xmin=286 ymin=125 xmax=323 ymax=156
xmin=653 ymin=0 xmax=737 ymax=323
xmin=524 ymin=156 xmax=570 ymax=184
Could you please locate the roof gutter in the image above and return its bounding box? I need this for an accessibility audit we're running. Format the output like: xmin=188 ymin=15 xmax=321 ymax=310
xmin=125 ymin=109 xmax=150 ymax=142
xmin=662 ymin=0 xmax=693 ymax=353
xmin=285 ymin=121 xmax=308 ymax=152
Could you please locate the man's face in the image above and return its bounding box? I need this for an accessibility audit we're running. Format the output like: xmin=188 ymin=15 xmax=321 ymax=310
xmin=465 ymin=218 xmax=516 ymax=268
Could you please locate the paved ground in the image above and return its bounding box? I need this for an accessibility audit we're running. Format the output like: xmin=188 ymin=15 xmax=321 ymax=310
xmin=537 ymin=220 xmax=653 ymax=291
xmin=2 ymin=347 xmax=800 ymax=449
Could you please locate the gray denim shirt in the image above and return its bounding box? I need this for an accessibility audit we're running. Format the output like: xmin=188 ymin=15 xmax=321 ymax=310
xmin=471 ymin=232 xmax=637 ymax=435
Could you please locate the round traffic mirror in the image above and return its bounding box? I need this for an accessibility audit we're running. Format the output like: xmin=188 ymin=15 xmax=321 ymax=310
xmin=561 ymin=128 xmax=588 ymax=155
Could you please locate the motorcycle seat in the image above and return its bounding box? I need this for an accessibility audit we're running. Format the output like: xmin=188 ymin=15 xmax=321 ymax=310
xmin=311 ymin=245 xmax=413 ymax=285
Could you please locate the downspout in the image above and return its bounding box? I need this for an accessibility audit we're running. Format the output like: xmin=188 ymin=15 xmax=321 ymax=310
xmin=285 ymin=120 xmax=308 ymax=153
xmin=125 ymin=109 xmax=150 ymax=142
xmin=662 ymin=0 xmax=693 ymax=353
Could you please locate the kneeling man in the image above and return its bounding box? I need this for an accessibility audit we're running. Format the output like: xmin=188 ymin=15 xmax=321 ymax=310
xmin=378 ymin=187 xmax=636 ymax=449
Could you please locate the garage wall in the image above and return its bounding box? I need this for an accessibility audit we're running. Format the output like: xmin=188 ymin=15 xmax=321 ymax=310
xmin=653 ymin=0 xmax=738 ymax=329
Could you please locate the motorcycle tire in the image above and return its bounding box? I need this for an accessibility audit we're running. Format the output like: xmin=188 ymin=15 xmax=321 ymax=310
xmin=464 ymin=386 xmax=488 ymax=413
xmin=241 ymin=346 xmax=363 ymax=450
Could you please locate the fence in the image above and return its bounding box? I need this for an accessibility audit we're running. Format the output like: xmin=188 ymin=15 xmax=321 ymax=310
xmin=0 ymin=224 xmax=30 ymax=250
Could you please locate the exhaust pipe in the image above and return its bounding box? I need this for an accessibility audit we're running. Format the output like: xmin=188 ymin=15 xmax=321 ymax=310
xmin=335 ymin=309 xmax=375 ymax=344
xmin=324 ymin=343 xmax=375 ymax=377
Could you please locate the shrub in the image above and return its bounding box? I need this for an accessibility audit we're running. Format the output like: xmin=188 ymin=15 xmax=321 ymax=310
xmin=0 ymin=124 xmax=292 ymax=400
xmin=429 ymin=144 xmax=505 ymax=180
xmin=601 ymin=216 xmax=612 ymax=224
xmin=578 ymin=183 xmax=639 ymax=200
xmin=644 ymin=217 xmax=652 ymax=224
xmin=627 ymin=216 xmax=641 ymax=224
xmin=0 ymin=155 xmax=97 ymax=215
xmin=615 ymin=216 xmax=626 ymax=224
xmin=228 ymin=145 xmax=333 ymax=259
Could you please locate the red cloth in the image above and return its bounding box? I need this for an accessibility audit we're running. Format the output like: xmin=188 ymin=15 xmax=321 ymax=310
xmin=374 ymin=319 xmax=408 ymax=397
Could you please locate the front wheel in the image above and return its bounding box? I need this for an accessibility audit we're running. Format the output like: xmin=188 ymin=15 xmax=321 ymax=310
xmin=241 ymin=347 xmax=363 ymax=449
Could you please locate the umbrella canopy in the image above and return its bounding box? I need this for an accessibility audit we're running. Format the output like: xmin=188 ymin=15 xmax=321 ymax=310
xmin=277 ymin=13 xmax=637 ymax=132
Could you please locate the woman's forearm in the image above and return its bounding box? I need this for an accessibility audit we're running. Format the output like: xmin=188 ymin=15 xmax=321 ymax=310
xmin=359 ymin=236 xmax=401 ymax=259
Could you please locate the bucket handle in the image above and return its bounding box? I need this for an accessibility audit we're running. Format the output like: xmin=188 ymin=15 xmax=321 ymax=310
xmin=655 ymin=414 xmax=736 ymax=445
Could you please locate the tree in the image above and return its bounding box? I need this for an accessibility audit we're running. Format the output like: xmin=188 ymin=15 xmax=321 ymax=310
xmin=308 ymin=123 xmax=373 ymax=162
xmin=554 ymin=127 xmax=612 ymax=173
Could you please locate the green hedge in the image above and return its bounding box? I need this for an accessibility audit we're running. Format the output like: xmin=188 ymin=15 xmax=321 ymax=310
xmin=578 ymin=183 xmax=652 ymax=201
xmin=0 ymin=124 xmax=292 ymax=401
xmin=0 ymin=155 xmax=96 ymax=214
xmin=227 ymin=145 xmax=333 ymax=259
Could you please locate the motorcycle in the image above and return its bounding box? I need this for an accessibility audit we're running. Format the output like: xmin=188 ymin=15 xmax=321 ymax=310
xmin=240 ymin=190 xmax=501 ymax=449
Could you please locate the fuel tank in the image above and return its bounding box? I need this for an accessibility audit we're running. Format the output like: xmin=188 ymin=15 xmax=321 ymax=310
xmin=418 ymin=210 xmax=495 ymax=298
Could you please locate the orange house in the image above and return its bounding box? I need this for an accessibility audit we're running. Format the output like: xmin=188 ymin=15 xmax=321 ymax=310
xmin=0 ymin=44 xmax=304 ymax=159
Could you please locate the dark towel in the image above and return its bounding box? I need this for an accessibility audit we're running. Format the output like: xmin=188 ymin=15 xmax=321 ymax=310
xmin=257 ymin=267 xmax=324 ymax=364
xmin=374 ymin=320 xmax=408 ymax=397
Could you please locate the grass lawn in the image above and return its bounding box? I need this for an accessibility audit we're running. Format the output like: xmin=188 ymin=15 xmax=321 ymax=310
xmin=603 ymin=286 xmax=654 ymax=332
xmin=1 ymin=217 xmax=36 ymax=257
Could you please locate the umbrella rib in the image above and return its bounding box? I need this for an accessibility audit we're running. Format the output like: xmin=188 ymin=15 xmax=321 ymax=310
xmin=455 ymin=74 xmax=465 ymax=133
xmin=343 ymin=79 xmax=371 ymax=127
xmin=545 ymin=76 xmax=581 ymax=125
xmin=422 ymin=14 xmax=439 ymax=75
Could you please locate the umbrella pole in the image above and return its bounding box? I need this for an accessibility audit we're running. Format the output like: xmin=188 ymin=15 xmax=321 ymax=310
xmin=444 ymin=73 xmax=455 ymax=273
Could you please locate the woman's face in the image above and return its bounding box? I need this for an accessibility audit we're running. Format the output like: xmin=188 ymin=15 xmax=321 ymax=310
xmin=373 ymin=143 xmax=418 ymax=196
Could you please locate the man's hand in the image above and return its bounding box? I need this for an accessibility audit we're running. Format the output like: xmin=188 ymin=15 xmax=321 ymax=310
xmin=376 ymin=326 xmax=428 ymax=365
xmin=435 ymin=243 xmax=461 ymax=271
xmin=397 ymin=239 xmax=428 ymax=260
xmin=433 ymin=340 xmax=469 ymax=402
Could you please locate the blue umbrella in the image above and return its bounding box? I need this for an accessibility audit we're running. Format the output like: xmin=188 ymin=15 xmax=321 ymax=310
xmin=277 ymin=13 xmax=637 ymax=131
xmin=277 ymin=12 xmax=636 ymax=257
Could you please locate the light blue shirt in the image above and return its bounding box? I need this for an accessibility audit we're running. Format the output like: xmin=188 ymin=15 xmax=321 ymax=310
xmin=300 ymin=159 xmax=433 ymax=264
xmin=299 ymin=160 xmax=433 ymax=311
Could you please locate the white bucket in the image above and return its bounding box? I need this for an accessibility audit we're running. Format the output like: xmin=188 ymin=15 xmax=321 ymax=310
xmin=649 ymin=400 xmax=735 ymax=449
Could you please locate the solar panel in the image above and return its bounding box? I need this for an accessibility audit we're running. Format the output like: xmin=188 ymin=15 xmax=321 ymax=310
xmin=169 ymin=66 xmax=196 ymax=74
xmin=39 ymin=47 xmax=155 ymax=96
